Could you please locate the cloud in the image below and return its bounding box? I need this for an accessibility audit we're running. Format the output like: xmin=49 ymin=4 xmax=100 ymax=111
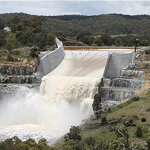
xmin=0 ymin=1 xmax=150 ymax=16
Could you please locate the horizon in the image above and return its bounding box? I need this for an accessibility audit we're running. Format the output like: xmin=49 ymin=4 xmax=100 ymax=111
xmin=1 ymin=1 xmax=150 ymax=16
xmin=1 ymin=12 xmax=150 ymax=17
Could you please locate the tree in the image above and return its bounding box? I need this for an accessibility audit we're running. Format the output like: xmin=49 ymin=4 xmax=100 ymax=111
xmin=29 ymin=16 xmax=46 ymax=28
xmin=136 ymin=127 xmax=143 ymax=137
xmin=0 ymin=30 xmax=6 ymax=47
xmin=64 ymin=126 xmax=81 ymax=141
xmin=5 ymin=38 xmax=20 ymax=61
xmin=9 ymin=16 xmax=22 ymax=25
xmin=77 ymin=31 xmax=91 ymax=42
xmin=100 ymin=34 xmax=113 ymax=46
xmin=62 ymin=140 xmax=83 ymax=150
xmin=84 ymin=136 xmax=96 ymax=147
xmin=5 ymin=43 xmax=13 ymax=60
xmin=0 ymin=19 xmax=4 ymax=30
xmin=92 ymin=93 xmax=102 ymax=119
xmin=94 ymin=37 xmax=102 ymax=46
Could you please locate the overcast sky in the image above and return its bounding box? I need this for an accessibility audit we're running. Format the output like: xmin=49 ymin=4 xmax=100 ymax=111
xmin=0 ymin=1 xmax=150 ymax=16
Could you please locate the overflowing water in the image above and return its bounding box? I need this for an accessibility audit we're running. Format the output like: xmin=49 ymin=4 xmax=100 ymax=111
xmin=0 ymin=77 xmax=99 ymax=144
xmin=0 ymin=50 xmax=132 ymax=144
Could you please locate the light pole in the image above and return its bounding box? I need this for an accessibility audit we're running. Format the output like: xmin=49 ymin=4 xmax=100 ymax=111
xmin=135 ymin=39 xmax=138 ymax=53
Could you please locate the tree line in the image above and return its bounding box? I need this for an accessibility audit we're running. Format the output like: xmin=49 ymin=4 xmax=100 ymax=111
xmin=1 ymin=13 xmax=150 ymax=48
xmin=76 ymin=31 xmax=150 ymax=46
xmin=0 ymin=15 xmax=55 ymax=49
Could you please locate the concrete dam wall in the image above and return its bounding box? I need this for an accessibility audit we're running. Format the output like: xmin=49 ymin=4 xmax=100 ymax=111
xmin=103 ymin=47 xmax=147 ymax=79
xmin=36 ymin=38 xmax=65 ymax=77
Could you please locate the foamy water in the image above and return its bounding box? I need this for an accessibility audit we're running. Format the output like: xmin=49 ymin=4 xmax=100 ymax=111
xmin=0 ymin=49 xmax=132 ymax=144
xmin=0 ymin=78 xmax=99 ymax=144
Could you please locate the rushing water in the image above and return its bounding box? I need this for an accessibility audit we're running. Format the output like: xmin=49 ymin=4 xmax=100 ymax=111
xmin=0 ymin=77 xmax=99 ymax=144
xmin=0 ymin=50 xmax=132 ymax=144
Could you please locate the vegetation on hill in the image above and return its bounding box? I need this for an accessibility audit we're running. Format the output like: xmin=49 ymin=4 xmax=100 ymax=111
xmin=0 ymin=137 xmax=56 ymax=150
xmin=56 ymin=89 xmax=150 ymax=150
xmin=1 ymin=13 xmax=150 ymax=46
xmin=0 ymin=14 xmax=55 ymax=63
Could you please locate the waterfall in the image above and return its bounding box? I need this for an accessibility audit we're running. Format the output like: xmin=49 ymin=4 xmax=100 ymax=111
xmin=0 ymin=49 xmax=132 ymax=144
xmin=0 ymin=76 xmax=99 ymax=144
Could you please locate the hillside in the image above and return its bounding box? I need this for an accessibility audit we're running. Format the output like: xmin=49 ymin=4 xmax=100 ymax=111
xmin=1 ymin=13 xmax=150 ymax=36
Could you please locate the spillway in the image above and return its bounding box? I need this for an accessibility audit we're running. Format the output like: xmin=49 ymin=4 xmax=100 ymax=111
xmin=0 ymin=49 xmax=132 ymax=144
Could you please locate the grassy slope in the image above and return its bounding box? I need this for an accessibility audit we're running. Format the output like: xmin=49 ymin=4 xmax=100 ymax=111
xmin=80 ymin=90 xmax=150 ymax=144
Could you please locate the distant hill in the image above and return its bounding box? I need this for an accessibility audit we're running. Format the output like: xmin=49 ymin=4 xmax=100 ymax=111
xmin=1 ymin=13 xmax=150 ymax=36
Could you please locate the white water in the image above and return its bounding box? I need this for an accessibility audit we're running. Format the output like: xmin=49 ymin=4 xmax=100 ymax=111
xmin=0 ymin=49 xmax=132 ymax=144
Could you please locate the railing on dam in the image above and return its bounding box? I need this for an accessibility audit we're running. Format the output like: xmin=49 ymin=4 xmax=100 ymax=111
xmin=36 ymin=38 xmax=65 ymax=78
xmin=103 ymin=47 xmax=148 ymax=79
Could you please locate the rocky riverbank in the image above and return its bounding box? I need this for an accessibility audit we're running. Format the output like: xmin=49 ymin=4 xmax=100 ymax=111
xmin=0 ymin=84 xmax=40 ymax=99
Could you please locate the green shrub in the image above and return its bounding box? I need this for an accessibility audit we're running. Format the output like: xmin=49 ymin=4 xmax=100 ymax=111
xmin=124 ymin=119 xmax=136 ymax=127
xmin=101 ymin=116 xmax=107 ymax=123
xmin=64 ymin=126 xmax=81 ymax=141
xmin=145 ymin=49 xmax=150 ymax=54
xmin=32 ymin=47 xmax=38 ymax=52
xmin=84 ymin=136 xmax=96 ymax=146
xmin=92 ymin=93 xmax=102 ymax=119
xmin=132 ymin=143 xmax=144 ymax=150
xmin=131 ymin=96 xmax=140 ymax=101
xmin=136 ymin=127 xmax=143 ymax=137
xmin=141 ymin=118 xmax=146 ymax=122
xmin=12 ymin=50 xmax=20 ymax=55
xmin=124 ymin=121 xmax=130 ymax=127
xmin=146 ymin=137 xmax=150 ymax=149
xmin=62 ymin=140 xmax=83 ymax=150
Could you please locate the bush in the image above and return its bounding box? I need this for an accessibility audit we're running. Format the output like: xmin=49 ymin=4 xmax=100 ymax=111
xmin=124 ymin=119 xmax=136 ymax=127
xmin=146 ymin=137 xmax=150 ymax=149
xmin=64 ymin=126 xmax=81 ymax=141
xmin=124 ymin=120 xmax=131 ymax=127
xmin=101 ymin=116 xmax=107 ymax=123
xmin=32 ymin=47 xmax=38 ymax=52
xmin=92 ymin=93 xmax=102 ymax=119
xmin=84 ymin=136 xmax=96 ymax=146
xmin=131 ymin=96 xmax=140 ymax=101
xmin=132 ymin=143 xmax=144 ymax=150
xmin=12 ymin=50 xmax=20 ymax=55
xmin=136 ymin=127 xmax=143 ymax=137
xmin=145 ymin=49 xmax=150 ymax=54
xmin=62 ymin=140 xmax=83 ymax=150
xmin=141 ymin=118 xmax=146 ymax=122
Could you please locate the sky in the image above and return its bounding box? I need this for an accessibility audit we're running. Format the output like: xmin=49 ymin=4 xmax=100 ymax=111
xmin=0 ymin=1 xmax=150 ymax=16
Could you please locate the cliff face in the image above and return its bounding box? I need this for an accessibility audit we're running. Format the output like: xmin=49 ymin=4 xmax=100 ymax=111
xmin=0 ymin=59 xmax=39 ymax=84
xmin=0 ymin=59 xmax=38 ymax=75
xmin=99 ymin=70 xmax=146 ymax=102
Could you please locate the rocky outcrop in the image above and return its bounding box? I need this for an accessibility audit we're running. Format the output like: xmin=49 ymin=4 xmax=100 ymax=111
xmin=121 ymin=70 xmax=145 ymax=80
xmin=100 ymin=69 xmax=146 ymax=102
xmin=0 ymin=60 xmax=38 ymax=76
xmin=0 ymin=75 xmax=37 ymax=84
xmin=0 ymin=59 xmax=39 ymax=84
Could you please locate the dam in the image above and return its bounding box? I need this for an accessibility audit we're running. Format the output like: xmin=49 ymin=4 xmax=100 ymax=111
xmin=0 ymin=39 xmax=134 ymax=144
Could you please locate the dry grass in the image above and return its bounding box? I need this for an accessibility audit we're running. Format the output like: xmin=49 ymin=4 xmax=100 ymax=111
xmin=145 ymin=73 xmax=150 ymax=80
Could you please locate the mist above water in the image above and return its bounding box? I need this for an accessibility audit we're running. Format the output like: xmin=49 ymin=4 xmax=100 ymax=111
xmin=0 ymin=76 xmax=99 ymax=144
